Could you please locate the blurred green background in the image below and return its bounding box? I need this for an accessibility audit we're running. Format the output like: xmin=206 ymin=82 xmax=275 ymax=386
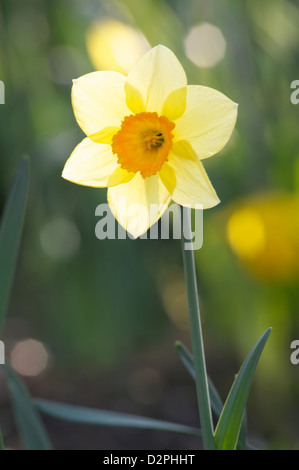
xmin=1 ymin=0 xmax=299 ymax=450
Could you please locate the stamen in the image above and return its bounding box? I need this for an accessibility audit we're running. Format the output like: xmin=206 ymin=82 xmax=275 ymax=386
xmin=143 ymin=131 xmax=165 ymax=150
xmin=112 ymin=112 xmax=175 ymax=178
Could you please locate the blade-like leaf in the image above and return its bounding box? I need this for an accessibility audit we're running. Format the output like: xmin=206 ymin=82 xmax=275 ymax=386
xmin=175 ymin=341 xmax=223 ymax=417
xmin=4 ymin=365 xmax=52 ymax=450
xmin=175 ymin=341 xmax=251 ymax=449
xmin=0 ymin=158 xmax=29 ymax=335
xmin=36 ymin=399 xmax=201 ymax=438
xmin=214 ymin=328 xmax=271 ymax=450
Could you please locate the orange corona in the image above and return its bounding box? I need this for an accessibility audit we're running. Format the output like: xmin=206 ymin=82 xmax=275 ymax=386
xmin=112 ymin=112 xmax=175 ymax=178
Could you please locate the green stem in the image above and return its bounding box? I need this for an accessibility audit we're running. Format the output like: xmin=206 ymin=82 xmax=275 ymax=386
xmin=180 ymin=206 xmax=215 ymax=450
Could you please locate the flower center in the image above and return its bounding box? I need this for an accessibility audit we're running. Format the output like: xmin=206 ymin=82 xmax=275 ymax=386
xmin=112 ymin=112 xmax=175 ymax=178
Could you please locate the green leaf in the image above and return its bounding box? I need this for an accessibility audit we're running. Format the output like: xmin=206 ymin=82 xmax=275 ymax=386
xmin=175 ymin=341 xmax=251 ymax=449
xmin=175 ymin=341 xmax=223 ymax=417
xmin=214 ymin=328 xmax=271 ymax=450
xmin=36 ymin=399 xmax=201 ymax=438
xmin=4 ymin=365 xmax=52 ymax=450
xmin=0 ymin=158 xmax=29 ymax=336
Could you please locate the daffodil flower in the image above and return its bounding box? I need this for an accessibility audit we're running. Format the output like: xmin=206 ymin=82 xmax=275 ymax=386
xmin=62 ymin=45 xmax=237 ymax=238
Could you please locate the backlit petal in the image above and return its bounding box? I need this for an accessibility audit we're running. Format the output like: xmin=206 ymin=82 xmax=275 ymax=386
xmin=125 ymin=45 xmax=187 ymax=117
xmin=160 ymin=140 xmax=220 ymax=208
xmin=72 ymin=71 xmax=130 ymax=136
xmin=174 ymin=85 xmax=238 ymax=159
xmin=161 ymin=87 xmax=187 ymax=121
xmin=107 ymin=173 xmax=171 ymax=238
xmin=62 ymin=138 xmax=134 ymax=187
xmin=89 ymin=126 xmax=120 ymax=144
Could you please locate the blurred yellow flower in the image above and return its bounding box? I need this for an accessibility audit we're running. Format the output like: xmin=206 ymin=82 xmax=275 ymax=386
xmin=226 ymin=194 xmax=299 ymax=282
xmin=63 ymin=45 xmax=238 ymax=237
xmin=86 ymin=18 xmax=150 ymax=75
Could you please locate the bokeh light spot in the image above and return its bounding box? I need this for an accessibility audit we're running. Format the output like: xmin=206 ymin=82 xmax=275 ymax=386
xmin=86 ymin=18 xmax=150 ymax=74
xmin=227 ymin=208 xmax=266 ymax=260
xmin=161 ymin=269 xmax=189 ymax=330
xmin=11 ymin=339 xmax=49 ymax=377
xmin=184 ymin=23 xmax=226 ymax=68
xmin=40 ymin=217 xmax=81 ymax=260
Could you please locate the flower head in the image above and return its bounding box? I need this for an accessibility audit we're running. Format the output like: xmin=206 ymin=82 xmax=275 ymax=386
xmin=62 ymin=45 xmax=238 ymax=237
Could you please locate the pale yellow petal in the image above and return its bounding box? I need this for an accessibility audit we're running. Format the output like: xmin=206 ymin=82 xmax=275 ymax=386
xmin=161 ymin=87 xmax=187 ymax=121
xmin=125 ymin=45 xmax=187 ymax=117
xmin=62 ymin=137 xmax=134 ymax=187
xmin=123 ymin=82 xmax=146 ymax=115
xmin=89 ymin=126 xmax=120 ymax=144
xmin=107 ymin=173 xmax=171 ymax=238
xmin=158 ymin=162 xmax=176 ymax=194
xmin=174 ymin=85 xmax=238 ymax=159
xmin=72 ymin=71 xmax=130 ymax=136
xmin=160 ymin=140 xmax=220 ymax=208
